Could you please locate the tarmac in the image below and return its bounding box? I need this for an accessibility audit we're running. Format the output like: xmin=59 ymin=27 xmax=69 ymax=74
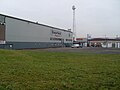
xmin=42 ymin=47 xmax=120 ymax=54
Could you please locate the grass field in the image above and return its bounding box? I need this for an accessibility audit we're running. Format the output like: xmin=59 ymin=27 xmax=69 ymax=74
xmin=0 ymin=49 xmax=120 ymax=90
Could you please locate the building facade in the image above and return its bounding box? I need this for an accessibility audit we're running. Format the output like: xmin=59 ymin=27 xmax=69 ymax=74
xmin=0 ymin=14 xmax=73 ymax=49
xmin=75 ymin=38 xmax=120 ymax=48
xmin=89 ymin=38 xmax=120 ymax=48
xmin=76 ymin=38 xmax=87 ymax=47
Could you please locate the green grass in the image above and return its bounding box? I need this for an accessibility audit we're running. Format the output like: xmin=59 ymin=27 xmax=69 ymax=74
xmin=0 ymin=49 xmax=120 ymax=90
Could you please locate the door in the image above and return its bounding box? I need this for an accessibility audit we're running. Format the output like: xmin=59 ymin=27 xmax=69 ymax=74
xmin=61 ymin=39 xmax=64 ymax=47
xmin=0 ymin=24 xmax=5 ymax=40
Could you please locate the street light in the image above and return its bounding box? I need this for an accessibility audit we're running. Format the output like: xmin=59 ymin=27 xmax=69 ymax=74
xmin=104 ymin=35 xmax=108 ymax=48
xmin=72 ymin=5 xmax=76 ymax=41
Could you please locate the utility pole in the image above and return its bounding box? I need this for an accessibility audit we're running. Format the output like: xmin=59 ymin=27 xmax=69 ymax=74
xmin=72 ymin=5 xmax=76 ymax=41
xmin=116 ymin=35 xmax=119 ymax=48
xmin=105 ymin=35 xmax=108 ymax=48
xmin=87 ymin=34 xmax=91 ymax=47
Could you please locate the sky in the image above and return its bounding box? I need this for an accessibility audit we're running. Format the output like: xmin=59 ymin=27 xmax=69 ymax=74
xmin=0 ymin=0 xmax=120 ymax=38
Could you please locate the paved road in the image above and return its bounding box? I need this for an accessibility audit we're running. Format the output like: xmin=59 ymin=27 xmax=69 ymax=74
xmin=42 ymin=47 xmax=120 ymax=54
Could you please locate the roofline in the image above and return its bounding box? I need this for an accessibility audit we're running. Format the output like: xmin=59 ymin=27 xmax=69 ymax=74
xmin=89 ymin=38 xmax=120 ymax=41
xmin=0 ymin=13 xmax=72 ymax=33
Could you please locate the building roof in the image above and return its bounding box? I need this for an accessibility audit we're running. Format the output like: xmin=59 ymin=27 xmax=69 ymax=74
xmin=89 ymin=38 xmax=120 ymax=41
xmin=76 ymin=38 xmax=86 ymax=40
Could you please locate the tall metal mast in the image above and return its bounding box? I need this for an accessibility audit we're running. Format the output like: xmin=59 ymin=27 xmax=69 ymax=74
xmin=72 ymin=5 xmax=76 ymax=41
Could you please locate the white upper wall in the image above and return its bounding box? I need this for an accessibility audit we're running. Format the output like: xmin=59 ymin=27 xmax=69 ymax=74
xmin=5 ymin=16 xmax=73 ymax=43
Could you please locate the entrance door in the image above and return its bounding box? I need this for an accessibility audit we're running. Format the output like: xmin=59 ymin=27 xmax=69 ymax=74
xmin=61 ymin=39 xmax=64 ymax=47
xmin=0 ymin=24 xmax=5 ymax=41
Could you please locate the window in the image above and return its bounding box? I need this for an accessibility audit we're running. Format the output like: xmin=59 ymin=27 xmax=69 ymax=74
xmin=50 ymin=37 xmax=62 ymax=41
xmin=66 ymin=39 xmax=72 ymax=41
xmin=0 ymin=15 xmax=5 ymax=24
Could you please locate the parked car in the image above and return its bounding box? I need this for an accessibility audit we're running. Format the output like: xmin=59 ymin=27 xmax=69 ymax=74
xmin=71 ymin=44 xmax=82 ymax=48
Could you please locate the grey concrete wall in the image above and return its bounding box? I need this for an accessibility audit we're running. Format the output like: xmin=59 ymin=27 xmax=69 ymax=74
xmin=6 ymin=41 xmax=65 ymax=49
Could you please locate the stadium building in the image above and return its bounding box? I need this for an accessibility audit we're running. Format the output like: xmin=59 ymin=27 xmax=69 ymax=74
xmin=0 ymin=14 xmax=73 ymax=49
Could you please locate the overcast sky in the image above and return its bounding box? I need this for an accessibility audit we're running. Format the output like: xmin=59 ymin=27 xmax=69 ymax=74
xmin=0 ymin=0 xmax=120 ymax=38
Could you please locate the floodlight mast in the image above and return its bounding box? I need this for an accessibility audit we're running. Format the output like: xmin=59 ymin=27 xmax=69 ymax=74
xmin=72 ymin=5 xmax=76 ymax=41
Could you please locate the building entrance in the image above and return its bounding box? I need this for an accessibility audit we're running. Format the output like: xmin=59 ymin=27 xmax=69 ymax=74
xmin=0 ymin=24 xmax=5 ymax=44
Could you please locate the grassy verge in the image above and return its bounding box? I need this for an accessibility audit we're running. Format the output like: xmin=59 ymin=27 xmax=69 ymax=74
xmin=0 ymin=49 xmax=120 ymax=90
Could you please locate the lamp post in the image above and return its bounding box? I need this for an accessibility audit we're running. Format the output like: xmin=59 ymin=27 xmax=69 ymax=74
xmin=72 ymin=5 xmax=76 ymax=41
xmin=116 ymin=35 xmax=119 ymax=48
xmin=105 ymin=35 xmax=108 ymax=48
xmin=87 ymin=34 xmax=91 ymax=47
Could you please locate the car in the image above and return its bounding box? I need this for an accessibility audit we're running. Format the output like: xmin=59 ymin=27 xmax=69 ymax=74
xmin=71 ymin=44 xmax=82 ymax=48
